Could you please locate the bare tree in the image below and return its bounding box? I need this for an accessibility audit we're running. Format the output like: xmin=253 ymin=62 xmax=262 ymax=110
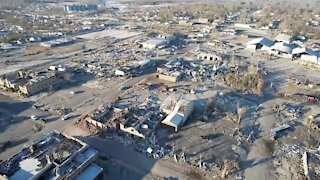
xmin=237 ymin=102 xmax=248 ymax=124
xmin=209 ymin=29 xmax=218 ymax=42
xmin=158 ymin=9 xmax=172 ymax=23
xmin=221 ymin=159 xmax=229 ymax=178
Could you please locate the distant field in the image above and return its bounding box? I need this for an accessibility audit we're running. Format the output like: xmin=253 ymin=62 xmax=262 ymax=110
xmin=0 ymin=0 xmax=318 ymax=9
xmin=0 ymin=0 xmax=101 ymax=9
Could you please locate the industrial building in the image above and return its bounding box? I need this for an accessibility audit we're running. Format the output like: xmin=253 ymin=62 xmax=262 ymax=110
xmin=0 ymin=72 xmax=28 ymax=91
xmin=0 ymin=66 xmax=71 ymax=96
xmin=64 ymin=4 xmax=98 ymax=12
xmin=275 ymin=33 xmax=292 ymax=44
xmin=292 ymin=47 xmax=319 ymax=63
xmin=0 ymin=131 xmax=103 ymax=180
xmin=270 ymin=42 xmax=293 ymax=58
xmin=246 ymin=37 xmax=275 ymax=51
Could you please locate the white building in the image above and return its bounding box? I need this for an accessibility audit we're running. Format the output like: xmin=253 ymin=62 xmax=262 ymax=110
xmin=292 ymin=47 xmax=319 ymax=64
xmin=161 ymin=96 xmax=195 ymax=132
xmin=198 ymin=52 xmax=221 ymax=61
xmin=141 ymin=38 xmax=167 ymax=49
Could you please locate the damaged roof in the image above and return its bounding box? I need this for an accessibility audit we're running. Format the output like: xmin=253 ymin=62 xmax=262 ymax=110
xmin=271 ymin=42 xmax=293 ymax=54
xmin=275 ymin=33 xmax=292 ymax=43
xmin=247 ymin=37 xmax=275 ymax=47
xmin=292 ymin=47 xmax=318 ymax=56
xmin=161 ymin=112 xmax=183 ymax=129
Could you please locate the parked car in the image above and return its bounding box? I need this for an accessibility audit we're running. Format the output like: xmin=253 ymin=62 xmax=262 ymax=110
xmin=307 ymin=96 xmax=318 ymax=102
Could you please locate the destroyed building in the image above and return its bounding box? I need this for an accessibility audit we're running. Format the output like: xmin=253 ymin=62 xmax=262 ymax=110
xmin=0 ymin=72 xmax=28 ymax=91
xmin=114 ymin=60 xmax=152 ymax=77
xmin=82 ymin=96 xmax=163 ymax=139
xmin=161 ymin=96 xmax=195 ymax=132
xmin=0 ymin=66 xmax=72 ymax=96
xmin=0 ymin=131 xmax=103 ymax=180
xmin=156 ymin=59 xmax=224 ymax=83
xmin=118 ymin=104 xmax=162 ymax=139
xmin=302 ymin=151 xmax=320 ymax=178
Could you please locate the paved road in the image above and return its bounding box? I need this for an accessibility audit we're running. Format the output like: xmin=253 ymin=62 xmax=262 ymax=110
xmin=81 ymin=136 xmax=192 ymax=179
xmin=0 ymin=73 xmax=147 ymax=160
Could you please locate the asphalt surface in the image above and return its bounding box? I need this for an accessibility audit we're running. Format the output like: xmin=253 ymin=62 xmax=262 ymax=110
xmin=81 ymin=135 xmax=191 ymax=179
xmin=0 ymin=73 xmax=147 ymax=160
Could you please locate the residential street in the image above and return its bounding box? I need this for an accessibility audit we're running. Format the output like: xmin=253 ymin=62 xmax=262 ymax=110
xmin=81 ymin=135 xmax=200 ymax=180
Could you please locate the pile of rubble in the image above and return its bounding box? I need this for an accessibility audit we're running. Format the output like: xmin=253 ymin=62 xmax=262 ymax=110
xmin=272 ymin=103 xmax=302 ymax=119
xmin=156 ymin=59 xmax=227 ymax=83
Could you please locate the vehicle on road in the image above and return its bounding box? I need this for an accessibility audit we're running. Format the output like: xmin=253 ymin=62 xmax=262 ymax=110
xmin=119 ymin=85 xmax=131 ymax=91
xmin=30 ymin=115 xmax=37 ymax=120
xmin=62 ymin=113 xmax=75 ymax=121
xmin=39 ymin=118 xmax=46 ymax=123
xmin=0 ymin=141 xmax=11 ymax=151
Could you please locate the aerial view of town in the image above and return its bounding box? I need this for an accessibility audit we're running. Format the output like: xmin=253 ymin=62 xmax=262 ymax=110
xmin=0 ymin=0 xmax=320 ymax=179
